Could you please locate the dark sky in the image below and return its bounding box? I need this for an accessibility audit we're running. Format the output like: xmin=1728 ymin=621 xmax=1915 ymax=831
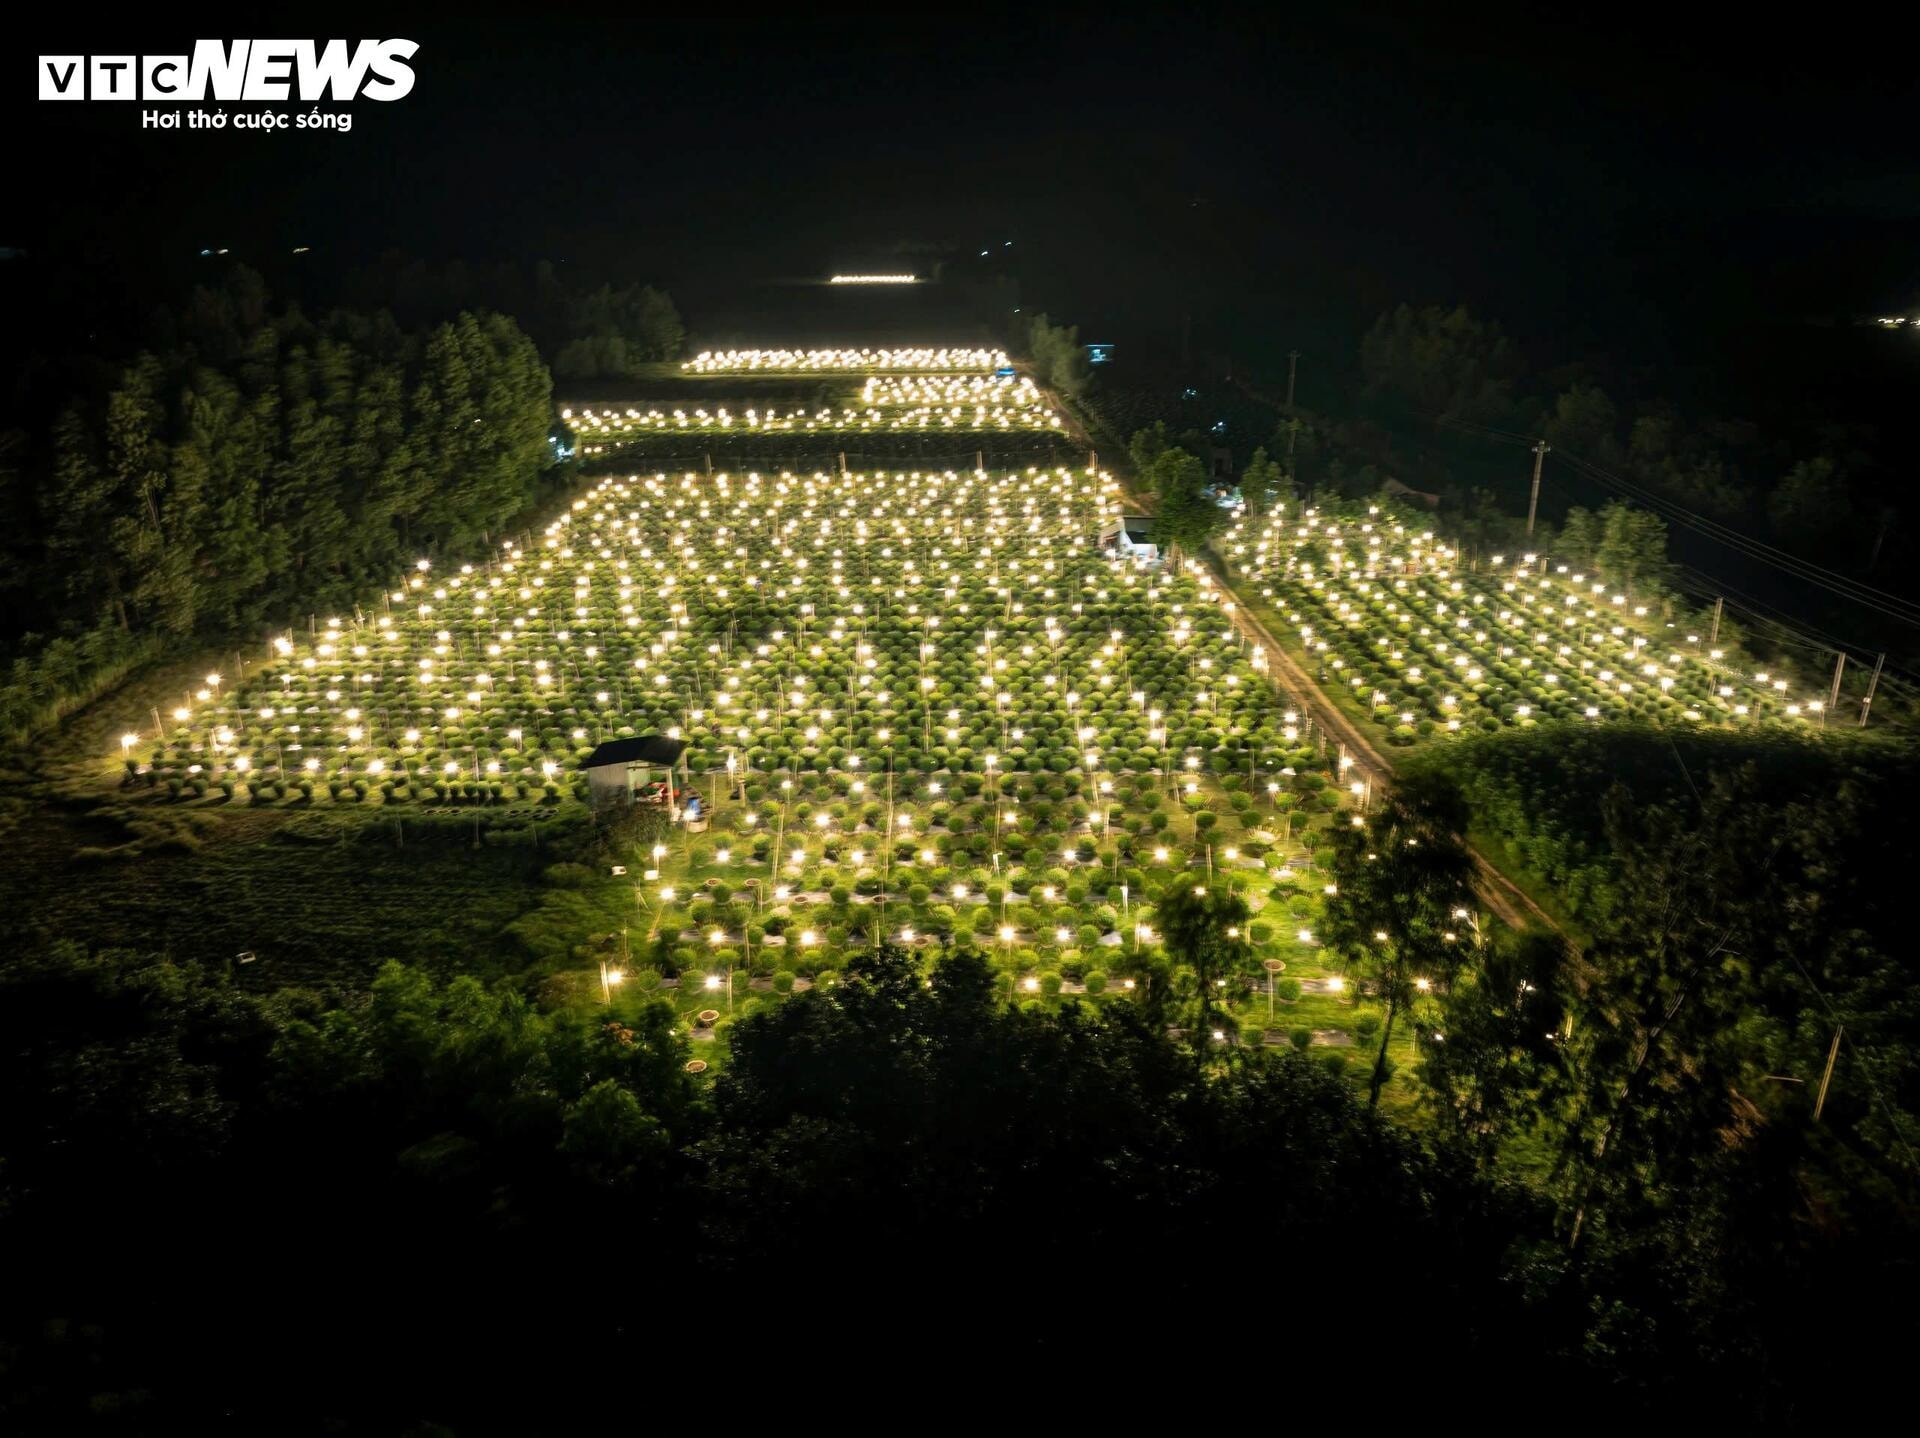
xmin=11 ymin=9 xmax=1920 ymax=389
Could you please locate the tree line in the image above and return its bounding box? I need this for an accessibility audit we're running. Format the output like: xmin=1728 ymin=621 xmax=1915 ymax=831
xmin=337 ymin=253 xmax=685 ymax=380
xmin=0 ymin=269 xmax=560 ymax=741
xmin=1357 ymin=303 xmax=1882 ymax=546
xmin=0 ymin=937 xmax=1602 ymax=1427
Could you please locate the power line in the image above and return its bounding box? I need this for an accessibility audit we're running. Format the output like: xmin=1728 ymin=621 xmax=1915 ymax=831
xmin=1550 ymin=451 xmax=1920 ymax=628
xmin=1425 ymin=410 xmax=1920 ymax=628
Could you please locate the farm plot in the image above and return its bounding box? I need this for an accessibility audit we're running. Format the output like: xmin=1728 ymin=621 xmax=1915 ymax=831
xmin=564 ymin=373 xmax=1063 ymax=458
xmin=683 ymin=346 xmax=1009 ymax=373
xmin=111 ymin=463 xmax=1392 ymax=1056
xmin=136 ymin=465 xmax=1330 ymax=804
xmin=1219 ymin=499 xmax=1832 ymax=744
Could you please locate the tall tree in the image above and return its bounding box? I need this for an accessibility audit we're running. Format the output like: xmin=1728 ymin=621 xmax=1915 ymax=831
xmin=1148 ymin=447 xmax=1223 ymax=569
xmin=1420 ymin=929 xmax=1572 ymax=1170
xmin=1323 ymin=772 xmax=1478 ymax=1109
xmin=1152 ymin=878 xmax=1251 ymax=1059
xmin=1594 ymin=501 xmax=1670 ymax=595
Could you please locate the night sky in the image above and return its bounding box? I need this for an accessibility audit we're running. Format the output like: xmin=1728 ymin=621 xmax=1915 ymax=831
xmin=11 ymin=11 xmax=1919 ymax=401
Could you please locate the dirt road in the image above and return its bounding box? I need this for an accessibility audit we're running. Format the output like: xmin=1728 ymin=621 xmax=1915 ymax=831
xmin=1034 ymin=375 xmax=1558 ymax=932
xmin=1199 ymin=549 xmax=1558 ymax=934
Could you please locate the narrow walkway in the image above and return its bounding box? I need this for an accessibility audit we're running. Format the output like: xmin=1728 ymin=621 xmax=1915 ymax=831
xmin=1078 ymin=434 xmax=1560 ymax=935
xmin=1199 ymin=546 xmax=1557 ymax=934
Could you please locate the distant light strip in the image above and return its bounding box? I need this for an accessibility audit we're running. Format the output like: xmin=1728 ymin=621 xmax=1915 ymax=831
xmin=829 ymin=273 xmax=917 ymax=285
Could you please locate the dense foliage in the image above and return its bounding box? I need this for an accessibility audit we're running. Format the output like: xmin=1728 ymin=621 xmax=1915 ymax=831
xmin=1401 ymin=726 xmax=1920 ymax=1415
xmin=340 ymin=253 xmax=685 ymax=378
xmin=1 ymin=941 xmax=1556 ymax=1426
xmin=0 ymin=272 xmax=558 ymax=740
xmin=1025 ymin=311 xmax=1091 ymax=398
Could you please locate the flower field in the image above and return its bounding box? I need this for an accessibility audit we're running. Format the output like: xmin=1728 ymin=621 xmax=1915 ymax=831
xmin=138 ymin=464 xmax=1339 ymax=804
xmin=1220 ymin=499 xmax=1833 ymax=743
xmin=683 ymin=346 xmax=1008 ymax=373
xmin=563 ymin=373 xmax=1062 ymax=456
xmin=120 ymin=461 xmax=1380 ymax=1039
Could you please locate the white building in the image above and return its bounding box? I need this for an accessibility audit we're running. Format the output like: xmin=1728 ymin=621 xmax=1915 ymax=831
xmin=1101 ymin=515 xmax=1160 ymax=566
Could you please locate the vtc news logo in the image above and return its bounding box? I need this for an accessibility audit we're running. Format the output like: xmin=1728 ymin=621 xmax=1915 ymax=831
xmin=38 ymin=40 xmax=419 ymax=101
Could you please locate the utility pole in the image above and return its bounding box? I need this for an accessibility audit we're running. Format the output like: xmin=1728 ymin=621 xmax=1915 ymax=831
xmin=1867 ymin=508 xmax=1894 ymax=573
xmin=1815 ymin=1025 xmax=1844 ymax=1120
xmin=1827 ymin=652 xmax=1848 ymax=717
xmin=1284 ymin=350 xmax=1300 ymax=487
xmin=1709 ymin=597 xmax=1723 ymax=647
xmin=1526 ymin=440 xmax=1551 ymax=538
xmin=1859 ymin=653 xmax=1885 ymax=727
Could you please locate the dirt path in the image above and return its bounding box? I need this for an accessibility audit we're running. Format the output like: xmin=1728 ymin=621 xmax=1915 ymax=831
xmin=1017 ymin=374 xmax=1557 ymax=934
xmin=1199 ymin=548 xmax=1558 ymax=934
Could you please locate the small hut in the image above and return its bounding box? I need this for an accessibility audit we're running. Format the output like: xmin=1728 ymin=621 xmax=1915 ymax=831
xmin=581 ymin=735 xmax=688 ymax=811
xmin=1101 ymin=514 xmax=1160 ymax=566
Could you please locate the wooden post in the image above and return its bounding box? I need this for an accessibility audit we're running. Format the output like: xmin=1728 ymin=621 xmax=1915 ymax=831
xmin=1815 ymin=1026 xmax=1843 ymax=1120
xmin=1859 ymin=654 xmax=1885 ymax=727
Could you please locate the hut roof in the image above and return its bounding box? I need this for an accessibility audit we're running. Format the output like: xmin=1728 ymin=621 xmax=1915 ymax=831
xmin=582 ymin=735 xmax=687 ymax=770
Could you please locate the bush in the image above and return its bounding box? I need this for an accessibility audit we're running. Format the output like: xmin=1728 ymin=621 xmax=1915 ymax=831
xmin=771 ymin=970 xmax=796 ymax=994
xmin=1354 ymin=1012 xmax=1382 ymax=1040
xmin=1082 ymin=970 xmax=1107 ymax=995
xmin=1039 ymin=971 xmax=1062 ymax=996
xmin=1276 ymin=977 xmax=1301 ymax=1002
xmin=1289 ymin=1027 xmax=1313 ymax=1051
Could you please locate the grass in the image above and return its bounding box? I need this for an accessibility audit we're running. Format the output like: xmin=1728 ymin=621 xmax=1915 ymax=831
xmin=0 ymin=792 xmax=587 ymax=991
